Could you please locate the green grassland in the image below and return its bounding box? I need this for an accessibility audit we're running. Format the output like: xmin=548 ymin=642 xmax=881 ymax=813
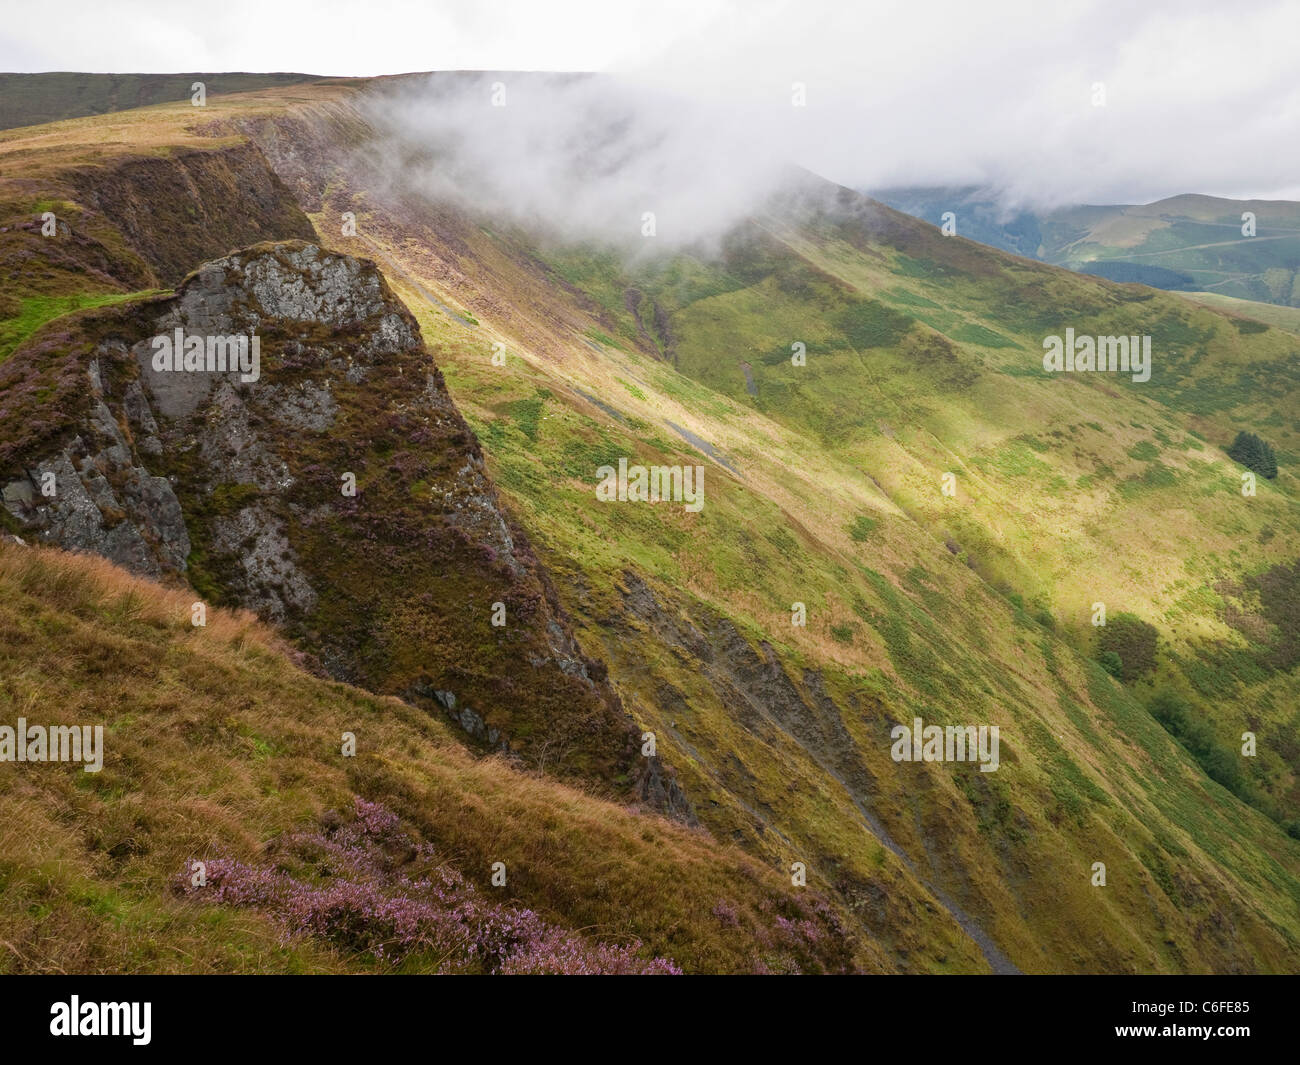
xmin=1174 ymin=291 xmax=1300 ymax=337
xmin=334 ymin=183 xmax=1300 ymax=971
xmin=0 ymin=291 xmax=157 ymax=362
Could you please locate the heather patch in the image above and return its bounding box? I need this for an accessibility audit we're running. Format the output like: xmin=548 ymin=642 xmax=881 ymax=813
xmin=177 ymin=798 xmax=681 ymax=974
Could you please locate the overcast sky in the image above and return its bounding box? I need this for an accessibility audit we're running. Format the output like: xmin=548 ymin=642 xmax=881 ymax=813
xmin=4 ymin=0 xmax=1299 ymax=206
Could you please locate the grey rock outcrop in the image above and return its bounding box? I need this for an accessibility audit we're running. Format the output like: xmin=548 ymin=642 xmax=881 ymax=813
xmin=3 ymin=356 xmax=189 ymax=578
xmin=1 ymin=239 xmax=695 ymax=825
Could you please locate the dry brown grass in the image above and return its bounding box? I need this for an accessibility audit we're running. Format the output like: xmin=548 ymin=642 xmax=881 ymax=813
xmin=0 ymin=542 xmax=875 ymax=973
xmin=0 ymin=82 xmax=360 ymax=183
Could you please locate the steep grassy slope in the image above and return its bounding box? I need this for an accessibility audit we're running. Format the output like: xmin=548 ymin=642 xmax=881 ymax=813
xmin=342 ymin=151 xmax=1300 ymax=833
xmin=1175 ymin=290 xmax=1300 ymax=338
xmin=386 ymin=238 xmax=1300 ymax=972
xmin=208 ymin=87 xmax=1300 ymax=972
xmin=505 ymin=180 xmax=1300 ymax=821
xmin=732 ymin=187 xmax=1300 ymax=825
xmin=0 ymin=542 xmax=861 ymax=974
xmin=3 ymin=80 xmax=1300 ymax=973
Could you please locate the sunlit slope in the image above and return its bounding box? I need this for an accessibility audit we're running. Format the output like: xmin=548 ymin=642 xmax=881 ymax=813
xmin=365 ymin=222 xmax=1300 ymax=973
xmin=277 ymin=123 xmax=1300 ymax=969
xmin=493 ymin=179 xmax=1300 ymax=821
xmin=522 ymin=181 xmax=1300 ymax=828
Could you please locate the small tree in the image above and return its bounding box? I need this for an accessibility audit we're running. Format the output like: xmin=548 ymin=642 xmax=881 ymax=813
xmin=1226 ymin=431 xmax=1278 ymax=479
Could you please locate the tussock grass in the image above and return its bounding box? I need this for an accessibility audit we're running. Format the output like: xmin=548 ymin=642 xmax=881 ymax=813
xmin=0 ymin=544 xmax=869 ymax=974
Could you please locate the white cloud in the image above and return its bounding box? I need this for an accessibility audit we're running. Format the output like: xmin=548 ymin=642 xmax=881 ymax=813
xmin=5 ymin=0 xmax=1299 ymax=206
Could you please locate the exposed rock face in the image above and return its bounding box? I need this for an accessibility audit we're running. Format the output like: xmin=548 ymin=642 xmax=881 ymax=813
xmin=0 ymin=240 xmax=693 ymax=823
xmin=64 ymin=143 xmax=319 ymax=287
xmin=6 ymin=243 xmax=406 ymax=619
xmin=0 ymin=140 xmax=319 ymax=322
xmin=2 ymin=355 xmax=189 ymax=577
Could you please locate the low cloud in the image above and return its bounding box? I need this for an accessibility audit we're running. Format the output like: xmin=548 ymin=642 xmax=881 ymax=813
xmin=8 ymin=0 xmax=1297 ymax=224
xmin=361 ymin=72 xmax=792 ymax=250
xmin=357 ymin=0 xmax=1300 ymax=252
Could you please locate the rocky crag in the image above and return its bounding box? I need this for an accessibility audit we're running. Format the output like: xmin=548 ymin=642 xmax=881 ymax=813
xmin=0 ymin=239 xmax=692 ymax=820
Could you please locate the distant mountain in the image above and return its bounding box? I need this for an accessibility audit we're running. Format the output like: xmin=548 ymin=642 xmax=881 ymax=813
xmin=874 ymin=186 xmax=1300 ymax=307
xmin=869 ymin=185 xmax=1046 ymax=260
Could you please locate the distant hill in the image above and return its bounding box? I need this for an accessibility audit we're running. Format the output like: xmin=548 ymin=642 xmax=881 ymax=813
xmin=869 ymin=185 xmax=1045 ymax=260
xmin=875 ymin=186 xmax=1300 ymax=307
xmin=0 ymin=72 xmax=323 ymax=130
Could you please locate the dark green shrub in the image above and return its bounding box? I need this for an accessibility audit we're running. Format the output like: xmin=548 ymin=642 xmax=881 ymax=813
xmin=1148 ymin=690 xmax=1248 ymax=800
xmin=1098 ymin=650 xmax=1123 ymax=679
xmin=1226 ymin=430 xmax=1278 ymax=479
xmin=1097 ymin=612 xmax=1158 ymax=682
